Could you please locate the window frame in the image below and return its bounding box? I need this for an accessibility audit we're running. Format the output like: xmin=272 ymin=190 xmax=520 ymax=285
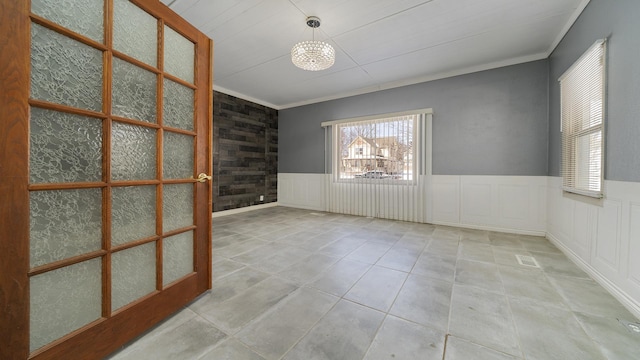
xmin=559 ymin=39 xmax=607 ymax=199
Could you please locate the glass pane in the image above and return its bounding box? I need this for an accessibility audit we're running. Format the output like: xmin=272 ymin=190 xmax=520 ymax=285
xmin=163 ymin=231 xmax=193 ymax=286
xmin=30 ymin=107 xmax=102 ymax=184
xmin=163 ymin=131 xmax=194 ymax=179
xmin=111 ymin=122 xmax=157 ymax=181
xmin=31 ymin=23 xmax=103 ymax=111
xmin=112 ymin=242 xmax=156 ymax=310
xmin=112 ymin=186 xmax=156 ymax=246
xmin=164 ymin=25 xmax=194 ymax=83
xmin=575 ymin=130 xmax=602 ymax=192
xmin=163 ymin=78 xmax=194 ymax=131
xmin=338 ymin=116 xmax=414 ymax=180
xmin=162 ymin=183 xmax=193 ymax=232
xmin=113 ymin=0 xmax=157 ymax=66
xmin=31 ymin=0 xmax=104 ymax=42
xmin=112 ymin=57 xmax=157 ymax=123
xmin=30 ymin=258 xmax=102 ymax=352
xmin=30 ymin=188 xmax=102 ymax=268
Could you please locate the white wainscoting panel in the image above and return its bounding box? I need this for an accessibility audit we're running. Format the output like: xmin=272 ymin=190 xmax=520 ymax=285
xmin=431 ymin=175 xmax=460 ymax=224
xmin=628 ymin=203 xmax=640 ymax=293
xmin=461 ymin=183 xmax=492 ymax=222
xmin=547 ymin=177 xmax=640 ymax=318
xmin=572 ymin=201 xmax=596 ymax=260
xmin=547 ymin=179 xmax=577 ymax=253
xmin=593 ymin=199 xmax=622 ymax=279
xmin=432 ymin=175 xmax=546 ymax=235
xmin=277 ymin=173 xmax=326 ymax=211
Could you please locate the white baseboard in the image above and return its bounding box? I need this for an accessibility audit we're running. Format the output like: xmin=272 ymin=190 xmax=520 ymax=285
xmin=547 ymin=232 xmax=640 ymax=319
xmin=211 ymin=202 xmax=278 ymax=218
xmin=431 ymin=220 xmax=546 ymax=236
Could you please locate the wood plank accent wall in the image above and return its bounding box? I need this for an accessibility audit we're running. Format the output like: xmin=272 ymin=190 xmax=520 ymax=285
xmin=213 ymin=92 xmax=277 ymax=212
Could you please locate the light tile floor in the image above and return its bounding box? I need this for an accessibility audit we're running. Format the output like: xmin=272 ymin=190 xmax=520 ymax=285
xmin=108 ymin=207 xmax=640 ymax=360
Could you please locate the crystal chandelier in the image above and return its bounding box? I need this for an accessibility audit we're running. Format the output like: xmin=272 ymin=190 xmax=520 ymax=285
xmin=291 ymin=16 xmax=335 ymax=71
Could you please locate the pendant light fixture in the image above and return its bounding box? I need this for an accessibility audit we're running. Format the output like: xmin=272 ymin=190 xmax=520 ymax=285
xmin=291 ymin=16 xmax=335 ymax=71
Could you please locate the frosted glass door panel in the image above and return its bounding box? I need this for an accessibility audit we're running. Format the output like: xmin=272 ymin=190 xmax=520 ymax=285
xmin=112 ymin=58 xmax=157 ymax=123
xmin=113 ymin=0 xmax=157 ymax=66
xmin=163 ymin=231 xmax=193 ymax=286
xmin=162 ymin=184 xmax=193 ymax=232
xmin=111 ymin=122 xmax=157 ymax=181
xmin=112 ymin=186 xmax=156 ymax=246
xmin=163 ymin=131 xmax=194 ymax=179
xmin=163 ymin=78 xmax=194 ymax=131
xmin=31 ymin=0 xmax=104 ymax=42
xmin=30 ymin=107 xmax=102 ymax=184
xmin=30 ymin=189 xmax=102 ymax=268
xmin=30 ymin=258 xmax=102 ymax=352
xmin=112 ymin=242 xmax=156 ymax=310
xmin=163 ymin=25 xmax=194 ymax=84
xmin=31 ymin=23 xmax=103 ymax=111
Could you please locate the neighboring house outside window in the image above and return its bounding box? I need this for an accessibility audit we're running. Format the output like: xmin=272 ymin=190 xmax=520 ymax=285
xmin=337 ymin=115 xmax=415 ymax=180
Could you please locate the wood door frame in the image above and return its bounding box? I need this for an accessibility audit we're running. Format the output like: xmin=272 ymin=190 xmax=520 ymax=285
xmin=0 ymin=0 xmax=31 ymax=359
xmin=0 ymin=1 xmax=213 ymax=359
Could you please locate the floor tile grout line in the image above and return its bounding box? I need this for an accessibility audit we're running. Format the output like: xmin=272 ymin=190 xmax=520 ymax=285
xmin=445 ymin=335 xmax=527 ymax=360
xmin=359 ymin=312 xmax=389 ymax=360
xmin=379 ymin=262 xmax=413 ymax=314
xmin=539 ymin=264 xmax=613 ymax=360
xmin=565 ymin=309 xmax=610 ymax=360
xmin=445 ymin=235 xmax=462 ymax=337
xmin=441 ymin=333 xmax=449 ymax=360
xmin=498 ymin=266 xmax=527 ymax=360
xmin=274 ymin=288 xmax=347 ymax=360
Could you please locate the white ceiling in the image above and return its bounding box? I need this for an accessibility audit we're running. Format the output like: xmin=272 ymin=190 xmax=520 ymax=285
xmin=161 ymin=0 xmax=589 ymax=109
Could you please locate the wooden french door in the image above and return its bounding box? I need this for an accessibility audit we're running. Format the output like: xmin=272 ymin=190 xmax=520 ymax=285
xmin=0 ymin=0 xmax=213 ymax=359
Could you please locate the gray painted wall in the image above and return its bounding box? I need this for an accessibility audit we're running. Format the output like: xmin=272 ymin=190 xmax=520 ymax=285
xmin=280 ymin=60 xmax=549 ymax=175
xmin=548 ymin=0 xmax=640 ymax=181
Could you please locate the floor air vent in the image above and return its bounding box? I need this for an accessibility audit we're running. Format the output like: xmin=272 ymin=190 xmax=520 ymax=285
xmin=515 ymin=254 xmax=540 ymax=268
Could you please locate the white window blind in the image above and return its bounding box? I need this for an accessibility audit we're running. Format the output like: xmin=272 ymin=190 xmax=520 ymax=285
xmin=321 ymin=109 xmax=432 ymax=222
xmin=560 ymin=39 xmax=606 ymax=198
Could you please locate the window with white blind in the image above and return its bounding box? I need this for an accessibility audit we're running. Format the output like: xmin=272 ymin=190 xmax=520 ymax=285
xmin=560 ymin=39 xmax=606 ymax=198
xmin=321 ymin=110 xmax=432 ymax=222
xmin=336 ymin=115 xmax=415 ymax=181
